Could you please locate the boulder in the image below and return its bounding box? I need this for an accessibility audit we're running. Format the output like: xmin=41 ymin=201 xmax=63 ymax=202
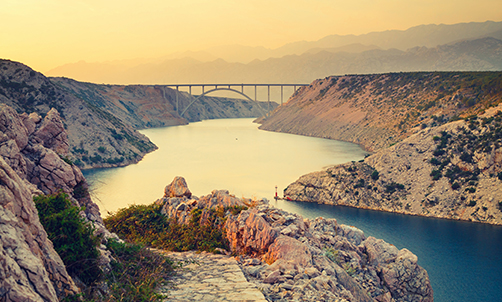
xmin=164 ymin=176 xmax=192 ymax=198
xmin=262 ymin=235 xmax=312 ymax=267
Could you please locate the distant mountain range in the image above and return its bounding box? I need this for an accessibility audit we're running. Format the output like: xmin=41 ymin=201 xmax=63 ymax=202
xmin=47 ymin=21 xmax=502 ymax=89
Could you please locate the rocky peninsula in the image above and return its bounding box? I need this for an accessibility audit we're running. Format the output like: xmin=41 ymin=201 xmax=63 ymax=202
xmin=156 ymin=177 xmax=433 ymax=301
xmin=284 ymin=104 xmax=502 ymax=225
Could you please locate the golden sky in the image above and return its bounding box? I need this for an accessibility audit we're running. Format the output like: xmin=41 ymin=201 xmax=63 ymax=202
xmin=1 ymin=0 xmax=501 ymax=72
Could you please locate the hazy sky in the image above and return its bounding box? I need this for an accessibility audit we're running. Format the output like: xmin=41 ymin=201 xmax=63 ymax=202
xmin=1 ymin=0 xmax=501 ymax=72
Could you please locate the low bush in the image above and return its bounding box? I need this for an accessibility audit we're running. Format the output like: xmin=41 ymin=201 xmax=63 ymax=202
xmin=34 ymin=192 xmax=102 ymax=285
xmin=104 ymin=203 xmax=233 ymax=253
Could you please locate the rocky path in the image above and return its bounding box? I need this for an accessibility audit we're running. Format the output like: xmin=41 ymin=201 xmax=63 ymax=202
xmin=159 ymin=251 xmax=268 ymax=302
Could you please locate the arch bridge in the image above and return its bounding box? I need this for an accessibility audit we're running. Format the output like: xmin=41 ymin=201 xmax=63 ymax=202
xmin=164 ymin=83 xmax=309 ymax=117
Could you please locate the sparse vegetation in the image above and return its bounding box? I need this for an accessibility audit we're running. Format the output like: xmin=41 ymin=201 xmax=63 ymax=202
xmin=35 ymin=192 xmax=176 ymax=301
xmin=104 ymin=203 xmax=245 ymax=253
xmin=34 ymin=192 xmax=102 ymax=285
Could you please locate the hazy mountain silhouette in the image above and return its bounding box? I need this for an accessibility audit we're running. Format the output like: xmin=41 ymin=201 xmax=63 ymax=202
xmin=47 ymin=21 xmax=502 ymax=85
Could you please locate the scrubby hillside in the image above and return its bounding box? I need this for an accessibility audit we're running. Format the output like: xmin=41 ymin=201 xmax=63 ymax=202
xmin=51 ymin=77 xmax=276 ymax=128
xmin=284 ymin=104 xmax=502 ymax=225
xmin=0 ymin=59 xmax=157 ymax=169
xmin=259 ymin=72 xmax=502 ymax=152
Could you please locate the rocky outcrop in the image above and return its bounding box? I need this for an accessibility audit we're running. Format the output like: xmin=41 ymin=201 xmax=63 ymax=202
xmin=259 ymin=71 xmax=502 ymax=152
xmin=156 ymin=177 xmax=433 ymax=301
xmin=0 ymin=104 xmax=119 ymax=300
xmin=284 ymin=104 xmax=502 ymax=225
xmin=0 ymin=156 xmax=79 ymax=301
xmin=0 ymin=104 xmax=110 ymax=231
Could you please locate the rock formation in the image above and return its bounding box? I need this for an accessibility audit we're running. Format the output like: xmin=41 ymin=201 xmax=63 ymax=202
xmin=156 ymin=177 xmax=433 ymax=301
xmin=0 ymin=152 xmax=79 ymax=301
xmin=284 ymin=104 xmax=502 ymax=225
xmin=0 ymin=104 xmax=118 ymax=300
xmin=259 ymin=71 xmax=502 ymax=152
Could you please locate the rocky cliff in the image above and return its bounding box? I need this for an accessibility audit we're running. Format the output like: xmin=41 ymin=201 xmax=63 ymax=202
xmin=284 ymin=104 xmax=502 ymax=225
xmin=259 ymin=72 xmax=502 ymax=152
xmin=156 ymin=177 xmax=433 ymax=301
xmin=0 ymin=103 xmax=118 ymax=300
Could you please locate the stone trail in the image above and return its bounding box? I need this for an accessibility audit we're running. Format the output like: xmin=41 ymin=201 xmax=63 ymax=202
xmin=159 ymin=251 xmax=268 ymax=302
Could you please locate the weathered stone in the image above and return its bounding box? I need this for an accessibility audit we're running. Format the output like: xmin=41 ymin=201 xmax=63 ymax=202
xmin=164 ymin=176 xmax=192 ymax=198
xmin=0 ymin=156 xmax=80 ymax=301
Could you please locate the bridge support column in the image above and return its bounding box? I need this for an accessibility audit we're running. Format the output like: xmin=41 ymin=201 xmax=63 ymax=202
xmin=176 ymin=86 xmax=179 ymax=115
xmin=268 ymin=85 xmax=270 ymax=114
xmin=281 ymin=86 xmax=283 ymax=105
xmin=254 ymin=86 xmax=257 ymax=102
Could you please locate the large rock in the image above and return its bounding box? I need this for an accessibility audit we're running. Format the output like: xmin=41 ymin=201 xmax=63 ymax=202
xmin=225 ymin=209 xmax=278 ymax=257
xmin=164 ymin=176 xmax=192 ymax=198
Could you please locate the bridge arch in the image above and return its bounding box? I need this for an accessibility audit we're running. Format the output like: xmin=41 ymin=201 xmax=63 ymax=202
xmin=180 ymin=87 xmax=267 ymax=117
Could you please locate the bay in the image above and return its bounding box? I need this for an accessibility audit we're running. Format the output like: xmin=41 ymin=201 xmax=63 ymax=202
xmin=83 ymin=118 xmax=502 ymax=301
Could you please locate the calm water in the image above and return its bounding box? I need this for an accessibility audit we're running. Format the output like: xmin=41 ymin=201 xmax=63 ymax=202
xmin=84 ymin=118 xmax=502 ymax=302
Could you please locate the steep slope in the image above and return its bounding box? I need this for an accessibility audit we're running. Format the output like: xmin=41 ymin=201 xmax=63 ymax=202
xmin=259 ymin=71 xmax=502 ymax=152
xmin=0 ymin=59 xmax=156 ymax=169
xmin=284 ymin=104 xmax=502 ymax=225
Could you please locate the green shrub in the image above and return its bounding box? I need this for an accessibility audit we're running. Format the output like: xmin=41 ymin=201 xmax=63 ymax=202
xmin=371 ymin=170 xmax=379 ymax=180
xmin=430 ymin=169 xmax=442 ymax=180
xmin=104 ymin=203 xmax=229 ymax=253
xmin=34 ymin=192 xmax=102 ymax=285
xmin=385 ymin=182 xmax=405 ymax=194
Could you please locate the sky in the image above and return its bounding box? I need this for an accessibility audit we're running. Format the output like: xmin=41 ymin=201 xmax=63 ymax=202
xmin=1 ymin=0 xmax=501 ymax=72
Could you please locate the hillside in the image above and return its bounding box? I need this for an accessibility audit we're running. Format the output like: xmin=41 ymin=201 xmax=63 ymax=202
xmin=259 ymin=71 xmax=502 ymax=152
xmin=1 ymin=59 xmax=277 ymax=169
xmin=0 ymin=59 xmax=157 ymax=169
xmin=284 ymin=104 xmax=502 ymax=225
xmin=51 ymin=77 xmax=276 ymax=128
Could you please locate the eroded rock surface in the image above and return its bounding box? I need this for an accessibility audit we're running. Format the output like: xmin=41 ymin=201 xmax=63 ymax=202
xmin=157 ymin=177 xmax=433 ymax=301
xmin=0 ymin=104 xmax=118 ymax=300
xmin=0 ymin=156 xmax=79 ymax=301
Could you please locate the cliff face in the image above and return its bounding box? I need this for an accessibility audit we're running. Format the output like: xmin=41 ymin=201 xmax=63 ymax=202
xmin=156 ymin=177 xmax=433 ymax=301
xmin=259 ymin=72 xmax=502 ymax=152
xmin=0 ymin=105 xmax=83 ymax=301
xmin=284 ymin=104 xmax=502 ymax=225
xmin=0 ymin=104 xmax=118 ymax=300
